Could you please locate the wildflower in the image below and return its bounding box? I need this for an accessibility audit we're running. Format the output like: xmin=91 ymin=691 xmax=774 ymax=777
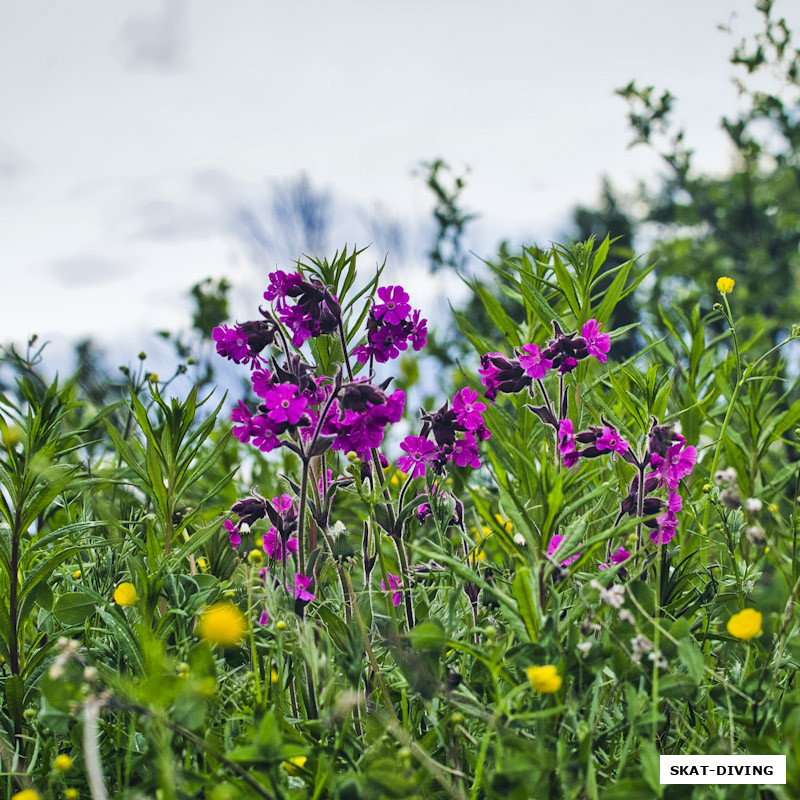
xmin=542 ymin=321 xmax=589 ymax=374
xmin=648 ymin=650 xmax=668 ymax=669
xmin=211 ymin=324 xmax=254 ymax=364
xmin=263 ymin=528 xmax=298 ymax=561
xmin=65 ymin=791 xmax=79 ymax=800
xmin=518 ymin=343 xmax=553 ymax=379
xmin=223 ymin=519 xmax=242 ymax=549
xmin=726 ymin=608 xmax=763 ymax=641
xmin=630 ymin=633 xmax=653 ymax=663
xmin=716 ymin=276 xmax=735 ymax=294
xmin=293 ymin=573 xmax=316 ymax=602
xmin=547 ymin=534 xmax=580 ymax=566
xmin=513 ymin=532 xmax=526 ymax=547
xmin=478 ymin=352 xmax=529 ymax=403
xmin=197 ymin=557 xmax=209 ymax=571
xmin=599 ymin=546 xmax=631 ymax=570
xmin=54 ymin=754 xmax=73 ymax=772
xmin=558 ymin=419 xmax=575 ymax=455
xmin=746 ymin=525 xmax=765 ymax=545
xmin=595 ymin=426 xmax=629 ymax=456
xmin=581 ymin=318 xmax=611 ymax=363
xmin=618 ymin=609 xmax=635 ymax=625
xmin=450 ymin=432 xmax=481 ymax=469
xmin=397 ymin=435 xmax=437 ymax=478
xmin=744 ymin=497 xmax=763 ymax=515
xmin=258 ymin=610 xmax=270 ymax=626
xmin=525 ymin=664 xmax=562 ymax=693
xmin=248 ymin=549 xmax=263 ymax=564
xmin=577 ymin=641 xmax=593 ymax=656
xmin=651 ymin=491 xmax=682 ymax=545
xmin=590 ymin=579 xmax=625 ymax=608
xmin=113 ymin=582 xmax=138 ymax=606
xmin=72 ymin=570 xmax=81 ymax=580
xmin=197 ymin=602 xmax=248 ymax=647
xmin=281 ymin=755 xmax=308 ymax=775
xmin=262 ymin=383 xmax=308 ymax=425
xmin=720 ymin=488 xmax=742 ymax=509
xmin=650 ymin=441 xmax=696 ymax=489
xmin=452 ymin=387 xmax=487 ymax=431
xmin=381 ymin=573 xmax=402 ymax=607
xmin=12 ymin=791 xmax=41 ymax=800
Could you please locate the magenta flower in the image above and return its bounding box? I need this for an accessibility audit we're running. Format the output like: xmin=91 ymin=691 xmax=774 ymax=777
xmin=251 ymin=368 xmax=273 ymax=398
xmin=450 ymin=433 xmax=481 ymax=469
xmin=224 ymin=519 xmax=241 ymax=549
xmin=596 ymin=426 xmax=629 ymax=455
xmin=599 ymin=546 xmax=631 ymax=570
xmin=650 ymin=442 xmax=697 ymax=489
xmin=581 ymin=319 xmax=611 ymax=363
xmin=381 ymin=573 xmax=402 ymax=607
xmin=452 ymin=387 xmax=486 ymax=431
xmin=370 ymin=324 xmax=408 ymax=363
xmin=212 ymin=324 xmax=253 ymax=364
xmin=231 ymin=401 xmax=254 ymax=444
xmin=518 ymin=343 xmax=553 ymax=380
xmin=651 ymin=491 xmax=682 ymax=545
xmin=249 ymin=415 xmax=281 ymax=452
xmin=262 ymin=383 xmax=308 ymax=425
xmin=373 ymin=285 xmax=411 ymax=325
xmin=263 ymin=527 xmax=299 ymax=561
xmin=293 ymin=573 xmax=315 ymax=602
xmin=564 ymin=450 xmax=581 ymax=469
xmin=547 ymin=534 xmax=580 ymax=566
xmin=263 ymin=270 xmax=303 ymax=306
xmin=397 ymin=435 xmax=437 ymax=478
xmin=558 ymin=419 xmax=575 ymax=455
xmin=258 ymin=609 xmax=270 ymax=626
xmin=409 ymin=309 xmax=428 ymax=351
xmin=271 ymin=494 xmax=295 ymax=514
xmin=559 ymin=356 xmax=579 ymax=374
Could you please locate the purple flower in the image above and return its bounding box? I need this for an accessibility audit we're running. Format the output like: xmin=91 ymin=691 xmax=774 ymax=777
xmin=558 ymin=419 xmax=575 ymax=455
xmin=409 ymin=309 xmax=427 ymax=351
xmin=559 ymin=356 xmax=579 ymax=374
xmin=397 ymin=435 xmax=437 ymax=478
xmin=263 ymin=270 xmax=303 ymax=306
xmin=478 ymin=352 xmax=529 ymax=403
xmin=370 ymin=323 xmax=408 ymax=363
xmin=277 ymin=305 xmax=314 ymax=347
xmin=564 ymin=451 xmax=581 ymax=469
xmin=595 ymin=426 xmax=629 ymax=455
xmin=262 ymin=383 xmax=308 ymax=425
xmin=547 ymin=534 xmax=580 ymax=566
xmin=450 ymin=432 xmax=481 ymax=469
xmin=263 ymin=527 xmax=298 ymax=561
xmin=581 ymin=319 xmax=611 ymax=363
xmin=212 ymin=324 xmax=253 ymax=364
xmin=293 ymin=573 xmax=315 ymax=602
xmin=518 ymin=343 xmax=553 ymax=380
xmin=250 ymin=415 xmax=281 ymax=452
xmin=650 ymin=443 xmax=697 ymax=489
xmin=373 ymin=285 xmax=411 ymax=325
xmin=381 ymin=573 xmax=402 ymax=607
xmin=452 ymin=387 xmax=486 ymax=431
xmin=651 ymin=491 xmax=682 ymax=545
xmin=224 ymin=519 xmax=241 ymax=549
xmin=599 ymin=546 xmax=631 ymax=570
xmin=251 ymin=368 xmax=273 ymax=398
xmin=231 ymin=401 xmax=254 ymax=443
xmin=258 ymin=609 xmax=270 ymax=625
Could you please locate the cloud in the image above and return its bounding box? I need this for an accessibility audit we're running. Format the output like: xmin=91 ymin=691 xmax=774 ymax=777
xmin=0 ymin=142 xmax=32 ymax=183
xmin=49 ymin=256 xmax=127 ymax=289
xmin=115 ymin=0 xmax=189 ymax=72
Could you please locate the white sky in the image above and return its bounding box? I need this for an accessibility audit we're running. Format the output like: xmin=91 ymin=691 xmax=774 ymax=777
xmin=1 ymin=0 xmax=795 ymax=357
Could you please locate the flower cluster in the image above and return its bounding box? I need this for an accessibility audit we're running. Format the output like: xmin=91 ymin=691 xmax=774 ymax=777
xmin=480 ymin=319 xmax=610 ymax=403
xmin=556 ymin=418 xmax=630 ymax=470
xmin=398 ymin=387 xmax=490 ymax=478
xmin=353 ymin=285 xmax=427 ymax=364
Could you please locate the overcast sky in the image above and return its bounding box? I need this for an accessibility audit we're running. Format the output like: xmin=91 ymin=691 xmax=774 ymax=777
xmin=2 ymin=0 xmax=795 ymax=358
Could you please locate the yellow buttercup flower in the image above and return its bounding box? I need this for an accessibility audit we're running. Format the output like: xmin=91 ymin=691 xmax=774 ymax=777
xmin=281 ymin=755 xmax=308 ymax=775
xmin=12 ymin=790 xmax=41 ymax=800
xmin=727 ymin=608 xmax=762 ymax=641
xmin=495 ymin=514 xmax=513 ymax=534
xmin=54 ymin=754 xmax=73 ymax=772
xmin=716 ymin=276 xmax=735 ymax=295
xmin=270 ymin=668 xmax=280 ymax=683
xmin=389 ymin=468 xmax=408 ymax=487
xmin=113 ymin=582 xmax=138 ymax=606
xmin=526 ymin=664 xmax=562 ymax=693
xmin=197 ymin=557 xmax=209 ymax=572
xmin=72 ymin=570 xmax=82 ymax=580
xmin=65 ymin=790 xmax=79 ymax=800
xmin=197 ymin=602 xmax=248 ymax=647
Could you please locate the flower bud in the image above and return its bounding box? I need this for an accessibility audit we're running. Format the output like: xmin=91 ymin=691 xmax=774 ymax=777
xmin=702 ymin=483 xmax=712 ymax=493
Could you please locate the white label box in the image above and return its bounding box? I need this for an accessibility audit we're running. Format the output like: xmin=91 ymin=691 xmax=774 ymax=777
xmin=660 ymin=756 xmax=786 ymax=785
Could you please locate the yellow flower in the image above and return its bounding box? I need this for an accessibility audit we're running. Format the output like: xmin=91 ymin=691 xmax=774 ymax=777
xmin=248 ymin=549 xmax=263 ymax=564
xmin=113 ymin=582 xmax=138 ymax=606
xmin=727 ymin=608 xmax=762 ymax=641
xmin=72 ymin=570 xmax=82 ymax=580
xmin=526 ymin=664 xmax=562 ymax=693
xmin=270 ymin=668 xmax=280 ymax=683
xmin=54 ymin=754 xmax=73 ymax=772
xmin=65 ymin=791 xmax=79 ymax=800
xmin=389 ymin=467 xmax=408 ymax=486
xmin=495 ymin=514 xmax=513 ymax=534
xmin=716 ymin=276 xmax=735 ymax=294
xmin=197 ymin=557 xmax=209 ymax=572
xmin=281 ymin=755 xmax=308 ymax=775
xmin=12 ymin=790 xmax=41 ymax=800
xmin=197 ymin=602 xmax=247 ymax=647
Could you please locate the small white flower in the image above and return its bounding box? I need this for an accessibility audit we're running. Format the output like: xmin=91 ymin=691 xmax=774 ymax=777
xmin=577 ymin=641 xmax=593 ymax=655
xmin=513 ymin=532 xmax=526 ymax=547
xmin=49 ymin=662 xmax=65 ymax=680
xmin=744 ymin=497 xmax=763 ymax=515
xmin=630 ymin=633 xmax=653 ymax=663
xmin=618 ymin=609 xmax=635 ymax=625
xmin=590 ymin=580 xmax=625 ymax=609
xmin=83 ymin=666 xmax=98 ymax=682
xmin=723 ymin=467 xmax=738 ymax=483
xmin=746 ymin=580 xmax=755 ymax=594
xmin=648 ymin=650 xmax=667 ymax=669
